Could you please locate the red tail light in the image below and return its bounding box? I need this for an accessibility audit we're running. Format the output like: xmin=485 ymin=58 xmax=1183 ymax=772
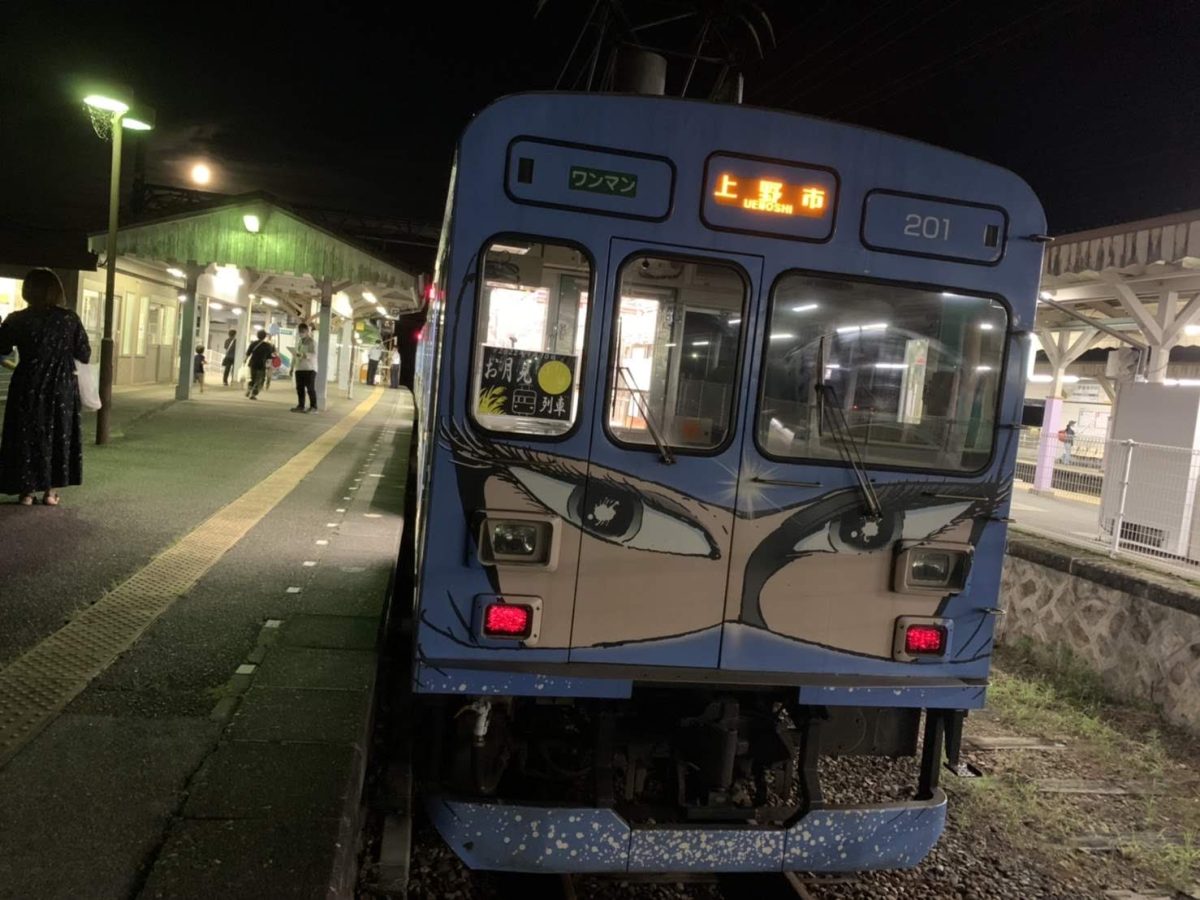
xmin=904 ymin=624 xmax=947 ymax=655
xmin=483 ymin=603 xmax=533 ymax=638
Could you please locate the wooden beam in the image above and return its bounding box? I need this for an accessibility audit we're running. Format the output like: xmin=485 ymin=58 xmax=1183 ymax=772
xmin=1107 ymin=280 xmax=1164 ymax=344
xmin=1163 ymin=291 xmax=1200 ymax=345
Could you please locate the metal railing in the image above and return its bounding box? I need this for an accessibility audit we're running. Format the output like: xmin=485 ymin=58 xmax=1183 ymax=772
xmin=1011 ymin=434 xmax=1200 ymax=578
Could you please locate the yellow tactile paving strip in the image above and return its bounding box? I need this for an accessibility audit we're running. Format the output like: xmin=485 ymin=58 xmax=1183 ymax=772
xmin=0 ymin=389 xmax=385 ymax=767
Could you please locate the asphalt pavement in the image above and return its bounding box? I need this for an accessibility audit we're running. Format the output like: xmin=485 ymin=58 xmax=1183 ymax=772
xmin=0 ymin=373 xmax=412 ymax=899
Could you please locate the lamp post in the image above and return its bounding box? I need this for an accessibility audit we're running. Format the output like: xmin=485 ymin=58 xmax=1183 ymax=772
xmin=83 ymin=91 xmax=154 ymax=445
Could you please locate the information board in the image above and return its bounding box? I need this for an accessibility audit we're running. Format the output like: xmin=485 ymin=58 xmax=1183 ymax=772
xmin=701 ymin=152 xmax=838 ymax=242
xmin=477 ymin=346 xmax=576 ymax=422
xmin=861 ymin=190 xmax=1008 ymax=264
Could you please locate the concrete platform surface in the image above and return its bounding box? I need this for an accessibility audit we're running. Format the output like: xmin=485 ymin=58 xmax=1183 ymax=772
xmin=0 ymin=382 xmax=412 ymax=900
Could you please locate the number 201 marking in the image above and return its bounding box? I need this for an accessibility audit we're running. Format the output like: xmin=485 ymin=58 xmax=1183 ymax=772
xmin=904 ymin=214 xmax=951 ymax=241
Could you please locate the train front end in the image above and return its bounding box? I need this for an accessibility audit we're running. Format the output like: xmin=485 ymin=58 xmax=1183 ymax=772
xmin=407 ymin=92 xmax=1045 ymax=874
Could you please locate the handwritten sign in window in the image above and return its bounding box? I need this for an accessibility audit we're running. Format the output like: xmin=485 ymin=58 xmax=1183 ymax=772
xmin=477 ymin=346 xmax=577 ymax=422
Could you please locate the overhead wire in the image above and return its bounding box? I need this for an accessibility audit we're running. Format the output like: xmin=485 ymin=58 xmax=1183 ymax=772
xmin=750 ymin=1 xmax=900 ymax=97
xmin=768 ymin=0 xmax=964 ymax=111
xmin=837 ymin=0 xmax=1085 ymax=117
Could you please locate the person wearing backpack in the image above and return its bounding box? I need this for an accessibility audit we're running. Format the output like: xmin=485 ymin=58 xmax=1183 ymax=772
xmin=1058 ymin=420 xmax=1076 ymax=465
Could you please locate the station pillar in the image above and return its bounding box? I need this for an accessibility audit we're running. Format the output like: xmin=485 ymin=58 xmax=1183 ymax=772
xmin=316 ymin=276 xmax=333 ymax=408
xmin=175 ymin=262 xmax=201 ymax=401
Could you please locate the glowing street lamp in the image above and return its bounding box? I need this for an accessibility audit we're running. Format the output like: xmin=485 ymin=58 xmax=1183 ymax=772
xmin=83 ymin=87 xmax=155 ymax=445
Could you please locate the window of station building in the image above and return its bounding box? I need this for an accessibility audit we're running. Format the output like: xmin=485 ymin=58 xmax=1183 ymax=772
xmin=136 ymin=295 xmax=150 ymax=355
xmin=608 ymin=256 xmax=746 ymax=452
xmin=79 ymin=289 xmax=102 ymax=343
xmin=120 ymin=292 xmax=138 ymax=356
xmin=0 ymin=278 xmax=25 ymax=322
xmin=757 ymin=273 xmax=1009 ymax=473
xmin=471 ymin=239 xmax=591 ymax=436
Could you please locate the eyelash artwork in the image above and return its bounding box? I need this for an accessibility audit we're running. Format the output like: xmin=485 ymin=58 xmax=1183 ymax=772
xmin=440 ymin=420 xmax=720 ymax=559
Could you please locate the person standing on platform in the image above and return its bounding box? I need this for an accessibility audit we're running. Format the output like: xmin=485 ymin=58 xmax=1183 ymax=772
xmin=1058 ymin=420 xmax=1076 ymax=465
xmin=367 ymin=343 xmax=382 ymax=385
xmin=244 ymin=329 xmax=275 ymax=400
xmin=291 ymin=322 xmax=319 ymax=413
xmin=0 ymin=268 xmax=91 ymax=507
xmin=389 ymin=342 xmax=401 ymax=389
xmin=193 ymin=346 xmax=206 ymax=393
xmin=221 ymin=328 xmax=237 ymax=386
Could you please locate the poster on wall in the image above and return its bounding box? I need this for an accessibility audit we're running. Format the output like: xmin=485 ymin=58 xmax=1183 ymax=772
xmin=477 ymin=345 xmax=576 ymax=422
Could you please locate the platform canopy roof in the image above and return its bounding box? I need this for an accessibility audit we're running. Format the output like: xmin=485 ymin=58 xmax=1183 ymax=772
xmin=88 ymin=192 xmax=420 ymax=318
xmin=1038 ymin=209 xmax=1200 ymax=338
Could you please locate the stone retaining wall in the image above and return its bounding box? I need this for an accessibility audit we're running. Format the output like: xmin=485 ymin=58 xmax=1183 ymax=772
xmin=999 ymin=535 xmax=1200 ymax=734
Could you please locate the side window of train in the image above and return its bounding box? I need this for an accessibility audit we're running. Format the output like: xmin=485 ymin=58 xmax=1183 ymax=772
xmin=471 ymin=239 xmax=592 ymax=437
xmin=757 ymin=272 xmax=1009 ymax=473
xmin=608 ymin=255 xmax=747 ymax=452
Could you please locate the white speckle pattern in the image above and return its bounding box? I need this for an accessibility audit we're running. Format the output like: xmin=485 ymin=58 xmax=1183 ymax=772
xmin=429 ymin=791 xmax=948 ymax=874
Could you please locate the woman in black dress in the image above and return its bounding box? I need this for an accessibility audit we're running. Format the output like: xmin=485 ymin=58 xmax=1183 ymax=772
xmin=0 ymin=269 xmax=92 ymax=506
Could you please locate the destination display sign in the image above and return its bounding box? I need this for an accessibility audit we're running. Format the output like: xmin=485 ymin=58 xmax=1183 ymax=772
xmin=701 ymin=153 xmax=838 ymax=241
xmin=477 ymin=346 xmax=576 ymax=422
xmin=861 ymin=190 xmax=1008 ymax=264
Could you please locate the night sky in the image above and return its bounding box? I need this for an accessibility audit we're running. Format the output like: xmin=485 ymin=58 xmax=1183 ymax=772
xmin=4 ymin=0 xmax=1200 ymax=262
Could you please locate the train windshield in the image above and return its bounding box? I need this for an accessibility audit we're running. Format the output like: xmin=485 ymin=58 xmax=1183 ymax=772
xmin=758 ymin=273 xmax=1008 ymax=472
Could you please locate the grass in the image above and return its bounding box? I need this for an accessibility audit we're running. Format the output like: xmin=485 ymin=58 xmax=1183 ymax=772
xmin=953 ymin=639 xmax=1199 ymax=890
xmin=988 ymin=639 xmax=1169 ymax=776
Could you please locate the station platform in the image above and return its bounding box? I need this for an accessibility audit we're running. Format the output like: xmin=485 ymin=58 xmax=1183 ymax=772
xmin=0 ymin=376 xmax=412 ymax=899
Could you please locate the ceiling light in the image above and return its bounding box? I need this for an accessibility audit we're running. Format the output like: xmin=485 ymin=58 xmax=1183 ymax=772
xmin=792 ymin=303 xmax=818 ymax=313
xmin=167 ymin=267 xmax=184 ymax=278
xmin=209 ymin=302 xmax=223 ymax=310
xmin=976 ymin=365 xmax=993 ymax=371
xmin=491 ymin=243 xmax=531 ymax=255
xmin=874 ymin=362 xmax=907 ymax=369
xmin=1039 ymin=291 xmax=1053 ymax=300
xmin=261 ymin=298 xmax=279 ymax=307
xmin=376 ymin=305 xmax=388 ymax=317
xmin=83 ymin=95 xmax=129 ymax=114
xmin=362 ymin=291 xmax=377 ymax=303
xmin=979 ymin=322 xmax=996 ymax=331
xmin=691 ymin=340 xmax=710 ymax=347
xmin=231 ymin=308 xmax=243 ymax=316
xmin=727 ymin=317 xmax=741 ymax=325
xmin=242 ymin=214 xmax=261 ymax=233
xmin=770 ymin=332 xmax=795 ymax=340
xmin=177 ymin=293 xmax=187 ymax=301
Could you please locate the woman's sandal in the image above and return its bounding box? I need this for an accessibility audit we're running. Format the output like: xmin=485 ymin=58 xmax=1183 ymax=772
xmin=42 ymin=491 xmax=60 ymax=507
xmin=18 ymin=494 xmax=35 ymax=506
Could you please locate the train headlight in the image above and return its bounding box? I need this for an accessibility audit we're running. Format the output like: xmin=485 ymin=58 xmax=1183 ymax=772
xmin=476 ymin=513 xmax=559 ymax=569
xmin=893 ymin=542 xmax=971 ymax=594
xmin=492 ymin=522 xmax=539 ymax=556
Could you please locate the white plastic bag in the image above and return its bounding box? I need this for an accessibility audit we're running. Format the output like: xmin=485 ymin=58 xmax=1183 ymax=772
xmin=76 ymin=361 xmax=102 ymax=411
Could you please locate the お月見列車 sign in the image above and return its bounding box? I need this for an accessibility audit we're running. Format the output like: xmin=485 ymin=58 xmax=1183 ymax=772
xmin=477 ymin=346 xmax=576 ymax=422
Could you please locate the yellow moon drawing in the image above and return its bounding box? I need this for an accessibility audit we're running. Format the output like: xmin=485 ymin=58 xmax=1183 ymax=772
xmin=537 ymin=360 xmax=572 ymax=395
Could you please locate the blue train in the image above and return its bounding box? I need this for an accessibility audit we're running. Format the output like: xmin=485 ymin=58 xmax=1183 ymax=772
xmin=402 ymin=92 xmax=1045 ymax=876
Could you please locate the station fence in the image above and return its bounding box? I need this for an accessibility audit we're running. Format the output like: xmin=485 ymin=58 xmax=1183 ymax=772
xmin=1013 ymin=430 xmax=1200 ymax=579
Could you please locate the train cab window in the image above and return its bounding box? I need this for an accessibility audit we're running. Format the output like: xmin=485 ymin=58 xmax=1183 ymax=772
xmin=608 ymin=255 xmax=746 ymax=452
xmin=758 ymin=273 xmax=1008 ymax=472
xmin=472 ymin=239 xmax=592 ymax=436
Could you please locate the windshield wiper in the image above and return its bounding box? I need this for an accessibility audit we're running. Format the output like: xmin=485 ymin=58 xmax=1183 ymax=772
xmin=816 ymin=337 xmax=883 ymax=520
xmin=617 ymin=366 xmax=675 ymax=465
